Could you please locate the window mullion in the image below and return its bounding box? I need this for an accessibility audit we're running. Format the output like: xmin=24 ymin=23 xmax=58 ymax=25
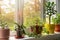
xmin=15 ymin=0 xmax=24 ymax=25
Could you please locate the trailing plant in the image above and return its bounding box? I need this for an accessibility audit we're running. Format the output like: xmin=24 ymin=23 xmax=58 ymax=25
xmin=45 ymin=1 xmax=57 ymax=24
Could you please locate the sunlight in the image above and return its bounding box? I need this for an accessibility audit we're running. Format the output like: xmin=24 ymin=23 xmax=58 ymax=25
xmin=1 ymin=0 xmax=15 ymax=13
xmin=10 ymin=0 xmax=15 ymax=4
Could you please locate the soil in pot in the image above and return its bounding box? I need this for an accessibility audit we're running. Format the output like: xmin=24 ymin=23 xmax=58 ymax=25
xmin=55 ymin=24 xmax=60 ymax=32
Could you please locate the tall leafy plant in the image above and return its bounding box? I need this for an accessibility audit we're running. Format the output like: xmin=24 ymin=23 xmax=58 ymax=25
xmin=56 ymin=14 xmax=60 ymax=24
xmin=45 ymin=2 xmax=57 ymax=24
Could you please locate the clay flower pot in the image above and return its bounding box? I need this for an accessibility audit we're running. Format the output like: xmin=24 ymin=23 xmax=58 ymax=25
xmin=0 ymin=29 xmax=10 ymax=40
xmin=55 ymin=24 xmax=60 ymax=33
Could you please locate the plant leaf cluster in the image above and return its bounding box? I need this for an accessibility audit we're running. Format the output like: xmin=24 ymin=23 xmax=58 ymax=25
xmin=15 ymin=23 xmax=26 ymax=35
xmin=53 ymin=14 xmax=60 ymax=24
xmin=45 ymin=2 xmax=57 ymax=16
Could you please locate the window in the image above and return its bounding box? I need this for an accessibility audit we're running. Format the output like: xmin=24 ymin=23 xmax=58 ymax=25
xmin=0 ymin=0 xmax=44 ymax=30
xmin=0 ymin=0 xmax=15 ymax=30
xmin=23 ymin=0 xmax=43 ymax=27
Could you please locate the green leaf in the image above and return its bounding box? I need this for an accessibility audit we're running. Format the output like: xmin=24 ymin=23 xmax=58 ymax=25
xmin=48 ymin=2 xmax=50 ymax=6
xmin=52 ymin=2 xmax=54 ymax=6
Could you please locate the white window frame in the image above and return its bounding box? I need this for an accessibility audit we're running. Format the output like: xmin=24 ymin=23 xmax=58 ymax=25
xmin=15 ymin=0 xmax=24 ymax=25
xmin=56 ymin=0 xmax=60 ymax=13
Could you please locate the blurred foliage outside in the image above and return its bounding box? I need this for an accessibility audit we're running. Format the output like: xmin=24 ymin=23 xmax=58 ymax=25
xmin=23 ymin=0 xmax=42 ymax=27
xmin=0 ymin=8 xmax=15 ymax=30
xmin=0 ymin=0 xmax=42 ymax=30
xmin=0 ymin=0 xmax=15 ymax=30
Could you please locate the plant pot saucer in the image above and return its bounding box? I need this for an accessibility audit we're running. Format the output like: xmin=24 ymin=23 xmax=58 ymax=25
xmin=54 ymin=32 xmax=60 ymax=34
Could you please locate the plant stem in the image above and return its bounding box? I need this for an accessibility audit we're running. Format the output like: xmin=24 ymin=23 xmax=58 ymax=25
xmin=49 ymin=15 xmax=51 ymax=24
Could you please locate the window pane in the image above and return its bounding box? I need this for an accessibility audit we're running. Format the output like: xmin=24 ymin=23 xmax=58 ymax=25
xmin=23 ymin=0 xmax=42 ymax=27
xmin=0 ymin=0 xmax=15 ymax=30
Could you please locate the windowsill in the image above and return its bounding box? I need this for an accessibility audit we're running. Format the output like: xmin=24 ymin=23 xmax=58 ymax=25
xmin=9 ymin=34 xmax=60 ymax=40
xmin=9 ymin=36 xmax=34 ymax=40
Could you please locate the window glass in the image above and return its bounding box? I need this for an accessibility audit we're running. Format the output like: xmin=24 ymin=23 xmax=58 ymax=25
xmin=0 ymin=0 xmax=43 ymax=30
xmin=0 ymin=0 xmax=15 ymax=30
xmin=23 ymin=0 xmax=42 ymax=27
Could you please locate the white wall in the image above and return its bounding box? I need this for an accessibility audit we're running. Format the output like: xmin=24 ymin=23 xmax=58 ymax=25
xmin=49 ymin=0 xmax=56 ymax=3
xmin=56 ymin=0 xmax=60 ymax=13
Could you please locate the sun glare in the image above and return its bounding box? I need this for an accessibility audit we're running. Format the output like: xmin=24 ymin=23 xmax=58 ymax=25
xmin=0 ymin=0 xmax=15 ymax=13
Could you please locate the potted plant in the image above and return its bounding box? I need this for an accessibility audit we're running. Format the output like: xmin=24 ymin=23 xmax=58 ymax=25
xmin=29 ymin=19 xmax=43 ymax=38
xmin=45 ymin=1 xmax=57 ymax=34
xmin=15 ymin=23 xmax=26 ymax=39
xmin=54 ymin=14 xmax=60 ymax=33
xmin=34 ymin=19 xmax=43 ymax=34
xmin=0 ymin=14 xmax=10 ymax=40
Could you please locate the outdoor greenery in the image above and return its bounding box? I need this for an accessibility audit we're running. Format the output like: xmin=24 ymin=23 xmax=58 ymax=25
xmin=0 ymin=14 xmax=7 ymax=29
xmin=0 ymin=0 xmax=41 ymax=30
xmin=0 ymin=12 xmax=15 ymax=29
xmin=0 ymin=0 xmax=15 ymax=30
xmin=23 ymin=0 xmax=41 ymax=27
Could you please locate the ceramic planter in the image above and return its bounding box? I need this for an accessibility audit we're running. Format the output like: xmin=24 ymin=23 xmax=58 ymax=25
xmin=45 ymin=24 xmax=55 ymax=34
xmin=55 ymin=24 xmax=60 ymax=33
xmin=49 ymin=24 xmax=55 ymax=34
xmin=0 ymin=29 xmax=10 ymax=40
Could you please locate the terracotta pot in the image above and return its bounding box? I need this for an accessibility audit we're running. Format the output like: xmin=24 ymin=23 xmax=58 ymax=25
xmin=0 ymin=29 xmax=10 ymax=40
xmin=55 ymin=24 xmax=60 ymax=32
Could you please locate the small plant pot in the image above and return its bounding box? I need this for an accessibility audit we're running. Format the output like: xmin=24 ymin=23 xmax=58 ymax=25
xmin=55 ymin=24 xmax=60 ymax=33
xmin=49 ymin=24 xmax=55 ymax=34
xmin=35 ymin=25 xmax=43 ymax=34
xmin=15 ymin=30 xmax=24 ymax=39
xmin=45 ymin=24 xmax=55 ymax=34
xmin=0 ymin=29 xmax=10 ymax=40
xmin=30 ymin=25 xmax=43 ymax=34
